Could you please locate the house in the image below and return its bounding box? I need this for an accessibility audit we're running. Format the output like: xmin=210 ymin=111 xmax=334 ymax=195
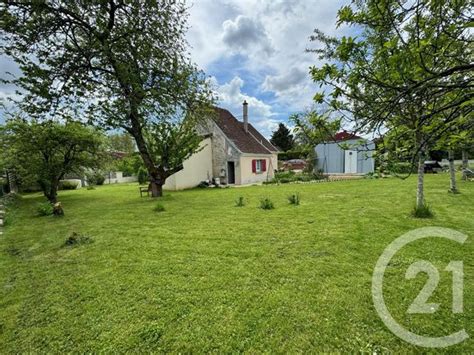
xmin=163 ymin=102 xmax=279 ymax=190
xmin=315 ymin=131 xmax=375 ymax=174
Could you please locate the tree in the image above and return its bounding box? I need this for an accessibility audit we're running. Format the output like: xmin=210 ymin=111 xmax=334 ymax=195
xmin=108 ymin=133 xmax=136 ymax=155
xmin=0 ymin=119 xmax=105 ymax=203
xmin=0 ymin=1 xmax=215 ymax=197
xmin=143 ymin=118 xmax=205 ymax=196
xmin=308 ymin=0 xmax=473 ymax=211
xmin=270 ymin=123 xmax=294 ymax=152
xmin=290 ymin=110 xmax=340 ymax=172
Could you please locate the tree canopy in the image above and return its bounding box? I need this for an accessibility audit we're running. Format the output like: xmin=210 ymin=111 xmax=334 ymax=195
xmin=0 ymin=119 xmax=106 ymax=203
xmin=308 ymin=0 xmax=473 ymax=210
xmin=270 ymin=123 xmax=294 ymax=152
xmin=1 ymin=1 xmax=215 ymax=197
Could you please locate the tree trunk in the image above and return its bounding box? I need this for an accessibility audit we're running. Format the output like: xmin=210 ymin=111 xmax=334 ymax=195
xmin=150 ymin=181 xmax=163 ymax=197
xmin=448 ymin=150 xmax=458 ymax=193
xmin=416 ymin=153 xmax=425 ymax=208
xmin=461 ymin=150 xmax=469 ymax=180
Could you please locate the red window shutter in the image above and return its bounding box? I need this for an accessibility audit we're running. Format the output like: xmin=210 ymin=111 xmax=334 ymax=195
xmin=252 ymin=159 xmax=256 ymax=173
xmin=262 ymin=159 xmax=267 ymax=172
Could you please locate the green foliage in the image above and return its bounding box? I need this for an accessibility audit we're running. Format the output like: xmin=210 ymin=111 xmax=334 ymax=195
xmin=63 ymin=232 xmax=93 ymax=247
xmin=36 ymin=202 xmax=53 ymax=217
xmin=107 ymin=133 xmax=136 ymax=155
xmin=153 ymin=203 xmax=166 ymax=213
xmin=137 ymin=167 xmax=148 ymax=185
xmin=259 ymin=198 xmax=275 ymax=210
xmin=0 ymin=1 xmax=216 ymax=198
xmin=87 ymin=172 xmax=106 ymax=186
xmin=411 ymin=204 xmax=434 ymax=219
xmin=0 ymin=120 xmax=106 ymax=203
xmin=235 ymin=196 xmax=245 ymax=207
xmin=58 ymin=181 xmax=79 ymax=190
xmin=270 ymin=123 xmax=294 ymax=152
xmin=288 ymin=193 xmax=300 ymax=206
xmin=277 ymin=150 xmax=308 ymax=161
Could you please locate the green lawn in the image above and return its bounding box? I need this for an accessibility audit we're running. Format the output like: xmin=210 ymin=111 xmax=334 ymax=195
xmin=0 ymin=175 xmax=473 ymax=352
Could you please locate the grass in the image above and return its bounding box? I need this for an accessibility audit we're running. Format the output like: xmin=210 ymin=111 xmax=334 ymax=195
xmin=0 ymin=175 xmax=472 ymax=352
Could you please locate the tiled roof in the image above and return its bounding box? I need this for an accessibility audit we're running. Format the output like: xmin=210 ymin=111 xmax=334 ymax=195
xmin=333 ymin=131 xmax=361 ymax=142
xmin=214 ymin=108 xmax=278 ymax=155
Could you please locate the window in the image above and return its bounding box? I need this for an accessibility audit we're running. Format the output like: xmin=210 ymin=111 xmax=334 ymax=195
xmin=252 ymin=159 xmax=267 ymax=173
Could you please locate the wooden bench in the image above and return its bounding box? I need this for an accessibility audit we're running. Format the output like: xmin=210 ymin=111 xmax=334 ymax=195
xmin=139 ymin=185 xmax=151 ymax=197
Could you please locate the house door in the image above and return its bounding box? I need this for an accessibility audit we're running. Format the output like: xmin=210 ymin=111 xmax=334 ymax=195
xmin=344 ymin=150 xmax=358 ymax=173
xmin=227 ymin=161 xmax=235 ymax=184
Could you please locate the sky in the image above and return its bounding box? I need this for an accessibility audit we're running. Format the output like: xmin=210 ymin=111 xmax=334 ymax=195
xmin=0 ymin=0 xmax=351 ymax=137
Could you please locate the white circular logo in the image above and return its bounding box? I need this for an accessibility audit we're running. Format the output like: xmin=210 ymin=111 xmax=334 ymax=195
xmin=372 ymin=227 xmax=469 ymax=348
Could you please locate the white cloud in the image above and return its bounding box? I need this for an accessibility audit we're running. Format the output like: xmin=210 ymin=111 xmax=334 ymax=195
xmin=213 ymin=76 xmax=279 ymax=137
xmin=222 ymin=15 xmax=274 ymax=56
xmin=187 ymin=0 xmax=352 ymax=113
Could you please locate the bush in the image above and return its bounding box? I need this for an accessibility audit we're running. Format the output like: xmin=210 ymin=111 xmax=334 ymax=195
xmin=278 ymin=150 xmax=308 ymax=161
xmin=235 ymin=196 xmax=245 ymax=207
xmin=137 ymin=167 xmax=148 ymax=185
xmin=86 ymin=185 xmax=95 ymax=190
xmin=411 ymin=204 xmax=434 ymax=218
xmin=288 ymin=193 xmax=300 ymax=205
xmin=279 ymin=178 xmax=291 ymax=184
xmin=59 ymin=181 xmax=79 ymax=190
xmin=390 ymin=162 xmax=417 ymax=174
xmin=37 ymin=202 xmax=53 ymax=216
xmin=260 ymin=198 xmax=274 ymax=210
xmin=87 ymin=172 xmax=105 ymax=186
xmin=64 ymin=232 xmax=93 ymax=247
xmin=153 ymin=203 xmax=166 ymax=213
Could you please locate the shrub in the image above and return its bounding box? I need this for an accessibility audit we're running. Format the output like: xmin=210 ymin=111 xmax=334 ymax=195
xmin=87 ymin=171 xmax=105 ymax=186
xmin=260 ymin=198 xmax=274 ymax=210
xmin=235 ymin=196 xmax=245 ymax=207
xmin=37 ymin=202 xmax=53 ymax=216
xmin=86 ymin=185 xmax=95 ymax=190
xmin=64 ymin=232 xmax=93 ymax=247
xmin=137 ymin=167 xmax=148 ymax=185
xmin=59 ymin=181 xmax=78 ymax=190
xmin=411 ymin=204 xmax=434 ymax=218
xmin=390 ymin=162 xmax=417 ymax=174
xmin=154 ymin=203 xmax=166 ymax=213
xmin=279 ymin=178 xmax=291 ymax=184
xmin=288 ymin=193 xmax=300 ymax=205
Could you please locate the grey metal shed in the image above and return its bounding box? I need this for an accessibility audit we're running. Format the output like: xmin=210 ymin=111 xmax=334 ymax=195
xmin=315 ymin=137 xmax=375 ymax=174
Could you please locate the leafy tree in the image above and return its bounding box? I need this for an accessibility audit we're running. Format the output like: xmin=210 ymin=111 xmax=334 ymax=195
xmin=270 ymin=123 xmax=294 ymax=152
xmin=108 ymin=133 xmax=136 ymax=155
xmin=0 ymin=119 xmax=106 ymax=203
xmin=290 ymin=110 xmax=340 ymax=172
xmin=0 ymin=1 xmax=215 ymax=197
xmin=308 ymin=0 xmax=473 ymax=210
xmin=143 ymin=118 xmax=205 ymax=196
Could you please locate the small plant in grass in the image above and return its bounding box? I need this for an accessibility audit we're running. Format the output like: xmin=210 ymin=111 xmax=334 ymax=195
xmin=154 ymin=203 xmax=166 ymax=213
xmin=411 ymin=204 xmax=434 ymax=218
xmin=235 ymin=196 xmax=245 ymax=207
xmin=260 ymin=198 xmax=274 ymax=210
xmin=64 ymin=232 xmax=93 ymax=247
xmin=288 ymin=193 xmax=300 ymax=205
xmin=37 ymin=202 xmax=53 ymax=216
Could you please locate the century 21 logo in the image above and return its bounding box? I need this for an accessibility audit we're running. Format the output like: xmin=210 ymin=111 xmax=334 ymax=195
xmin=372 ymin=227 xmax=469 ymax=348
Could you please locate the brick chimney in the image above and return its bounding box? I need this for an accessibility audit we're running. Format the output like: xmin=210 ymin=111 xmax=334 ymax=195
xmin=243 ymin=100 xmax=248 ymax=133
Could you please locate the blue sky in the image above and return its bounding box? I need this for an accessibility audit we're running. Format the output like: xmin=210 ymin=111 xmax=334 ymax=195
xmin=186 ymin=0 xmax=351 ymax=137
xmin=0 ymin=0 xmax=350 ymax=137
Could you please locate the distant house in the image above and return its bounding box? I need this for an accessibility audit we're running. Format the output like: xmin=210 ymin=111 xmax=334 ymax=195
xmin=315 ymin=131 xmax=375 ymax=174
xmin=282 ymin=159 xmax=307 ymax=172
xmin=164 ymin=102 xmax=279 ymax=190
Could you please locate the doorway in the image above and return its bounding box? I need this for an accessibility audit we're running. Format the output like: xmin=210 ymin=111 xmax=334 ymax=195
xmin=344 ymin=150 xmax=358 ymax=173
xmin=227 ymin=161 xmax=235 ymax=184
